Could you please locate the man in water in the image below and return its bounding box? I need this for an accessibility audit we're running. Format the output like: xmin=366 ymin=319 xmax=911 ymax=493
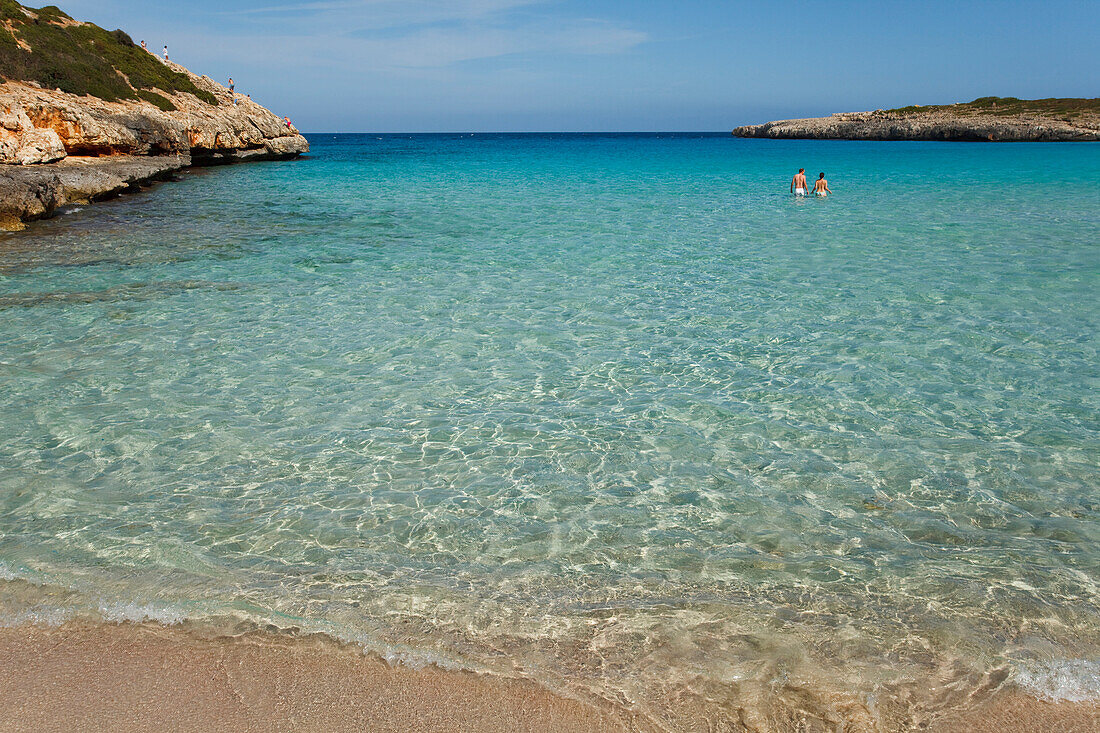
xmin=790 ymin=168 xmax=808 ymax=196
xmin=813 ymin=172 xmax=832 ymax=197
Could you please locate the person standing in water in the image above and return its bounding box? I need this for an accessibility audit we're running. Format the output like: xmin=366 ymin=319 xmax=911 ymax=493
xmin=791 ymin=168 xmax=808 ymax=196
xmin=813 ymin=172 xmax=832 ymax=197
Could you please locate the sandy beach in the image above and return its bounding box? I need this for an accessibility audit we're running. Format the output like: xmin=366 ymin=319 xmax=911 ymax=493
xmin=0 ymin=622 xmax=637 ymax=733
xmin=0 ymin=621 xmax=1096 ymax=732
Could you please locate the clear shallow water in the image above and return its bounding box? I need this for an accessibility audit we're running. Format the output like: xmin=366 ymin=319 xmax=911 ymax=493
xmin=1 ymin=134 xmax=1098 ymax=728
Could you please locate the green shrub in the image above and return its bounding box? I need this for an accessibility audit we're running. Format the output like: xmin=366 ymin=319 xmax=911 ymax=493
xmin=110 ymin=28 xmax=135 ymax=47
xmin=0 ymin=0 xmax=28 ymax=21
xmin=887 ymin=97 xmax=1099 ymax=118
xmin=0 ymin=2 xmax=218 ymax=107
xmin=135 ymin=88 xmax=175 ymax=111
xmin=34 ymin=5 xmax=70 ymax=21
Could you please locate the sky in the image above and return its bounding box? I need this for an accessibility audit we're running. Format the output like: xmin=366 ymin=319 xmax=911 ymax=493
xmin=57 ymin=0 xmax=1099 ymax=132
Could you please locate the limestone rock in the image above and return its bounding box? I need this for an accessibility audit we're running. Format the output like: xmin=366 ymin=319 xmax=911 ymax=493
xmin=0 ymin=64 xmax=308 ymax=160
xmin=734 ymin=101 xmax=1100 ymax=143
xmin=0 ymin=58 xmax=308 ymax=227
xmin=0 ymin=100 xmax=66 ymax=164
xmin=0 ymin=155 xmax=189 ymax=230
xmin=13 ymin=128 xmax=66 ymax=165
xmin=0 ymin=166 xmax=61 ymax=230
xmin=732 ymin=102 xmax=1100 ymax=142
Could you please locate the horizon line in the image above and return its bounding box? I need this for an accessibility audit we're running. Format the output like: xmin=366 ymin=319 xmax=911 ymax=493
xmin=298 ymin=130 xmax=736 ymax=135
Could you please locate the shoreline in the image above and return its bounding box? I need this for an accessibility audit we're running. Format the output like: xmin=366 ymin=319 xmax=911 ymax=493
xmin=0 ymin=150 xmax=304 ymax=232
xmin=0 ymin=620 xmax=639 ymax=733
xmin=0 ymin=620 xmax=1095 ymax=732
xmin=732 ymin=98 xmax=1100 ymax=142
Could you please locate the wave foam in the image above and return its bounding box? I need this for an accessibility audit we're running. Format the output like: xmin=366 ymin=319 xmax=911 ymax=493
xmin=376 ymin=644 xmax=470 ymax=672
xmin=98 ymin=602 xmax=187 ymax=625
xmin=1014 ymin=658 xmax=1100 ymax=702
xmin=0 ymin=607 xmax=71 ymax=628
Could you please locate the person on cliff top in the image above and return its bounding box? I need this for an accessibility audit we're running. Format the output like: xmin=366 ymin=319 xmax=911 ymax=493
xmin=140 ymin=40 xmax=147 ymax=52
xmin=163 ymin=46 xmax=169 ymax=62
xmin=790 ymin=168 xmax=808 ymax=196
xmin=813 ymin=172 xmax=832 ymax=197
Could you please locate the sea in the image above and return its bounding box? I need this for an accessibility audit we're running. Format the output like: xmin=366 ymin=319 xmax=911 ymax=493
xmin=1 ymin=133 xmax=1098 ymax=729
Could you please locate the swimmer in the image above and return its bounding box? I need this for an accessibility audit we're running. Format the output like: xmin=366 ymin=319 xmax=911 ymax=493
xmin=790 ymin=168 xmax=808 ymax=196
xmin=813 ymin=172 xmax=831 ymax=197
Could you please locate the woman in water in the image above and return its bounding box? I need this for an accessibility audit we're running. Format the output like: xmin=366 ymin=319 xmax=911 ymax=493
xmin=813 ymin=172 xmax=832 ymax=197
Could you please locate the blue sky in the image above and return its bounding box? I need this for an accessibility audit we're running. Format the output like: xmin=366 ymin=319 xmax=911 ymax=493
xmin=59 ymin=0 xmax=1098 ymax=132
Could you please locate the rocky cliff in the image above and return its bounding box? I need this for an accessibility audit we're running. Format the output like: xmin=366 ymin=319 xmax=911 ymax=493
xmin=733 ymin=97 xmax=1100 ymax=142
xmin=0 ymin=2 xmax=308 ymax=230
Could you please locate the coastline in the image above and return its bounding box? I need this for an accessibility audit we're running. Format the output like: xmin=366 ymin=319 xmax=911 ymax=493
xmin=1 ymin=23 xmax=309 ymax=231
xmin=0 ymin=620 xmax=1096 ymax=732
xmin=0 ymin=155 xmax=186 ymax=231
xmin=0 ymin=149 xmax=304 ymax=232
xmin=732 ymin=98 xmax=1100 ymax=141
xmin=0 ymin=621 xmax=638 ymax=733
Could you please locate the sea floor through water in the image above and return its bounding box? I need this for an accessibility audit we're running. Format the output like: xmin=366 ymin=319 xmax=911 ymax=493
xmin=0 ymin=134 xmax=1098 ymax=729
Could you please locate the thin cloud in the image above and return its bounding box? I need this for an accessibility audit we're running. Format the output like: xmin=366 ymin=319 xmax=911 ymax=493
xmin=225 ymin=0 xmax=542 ymax=23
xmin=173 ymin=20 xmax=646 ymax=73
xmin=228 ymin=0 xmax=369 ymax=13
xmin=208 ymin=0 xmax=647 ymax=69
xmin=346 ymin=20 xmax=647 ymax=67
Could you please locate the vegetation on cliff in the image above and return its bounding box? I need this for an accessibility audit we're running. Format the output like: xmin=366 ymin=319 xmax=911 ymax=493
xmin=886 ymin=97 xmax=1099 ymax=120
xmin=0 ymin=1 xmax=217 ymax=111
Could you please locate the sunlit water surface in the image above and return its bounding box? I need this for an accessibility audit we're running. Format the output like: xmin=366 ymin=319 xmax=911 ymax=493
xmin=1 ymin=135 xmax=1098 ymax=728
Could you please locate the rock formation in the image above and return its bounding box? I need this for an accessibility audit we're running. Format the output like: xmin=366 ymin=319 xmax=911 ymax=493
xmin=0 ymin=3 xmax=308 ymax=230
xmin=733 ymin=98 xmax=1100 ymax=142
xmin=0 ymin=156 xmax=187 ymax=231
xmin=1 ymin=64 xmax=308 ymax=164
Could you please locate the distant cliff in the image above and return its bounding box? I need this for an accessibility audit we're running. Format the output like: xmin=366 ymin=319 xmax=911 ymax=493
xmin=0 ymin=2 xmax=308 ymax=229
xmin=733 ymin=97 xmax=1100 ymax=142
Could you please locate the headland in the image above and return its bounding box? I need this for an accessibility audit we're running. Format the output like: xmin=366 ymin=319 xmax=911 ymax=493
xmin=0 ymin=2 xmax=308 ymax=230
xmin=0 ymin=620 xmax=1096 ymax=732
xmin=733 ymin=97 xmax=1100 ymax=142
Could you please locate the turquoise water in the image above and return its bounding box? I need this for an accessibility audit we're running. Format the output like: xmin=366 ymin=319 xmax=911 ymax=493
xmin=1 ymin=135 xmax=1098 ymax=727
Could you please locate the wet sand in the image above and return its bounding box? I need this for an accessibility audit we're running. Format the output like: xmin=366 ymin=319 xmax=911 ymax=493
xmin=0 ymin=621 xmax=1096 ymax=732
xmin=0 ymin=622 xmax=637 ymax=733
xmin=934 ymin=692 xmax=1100 ymax=733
